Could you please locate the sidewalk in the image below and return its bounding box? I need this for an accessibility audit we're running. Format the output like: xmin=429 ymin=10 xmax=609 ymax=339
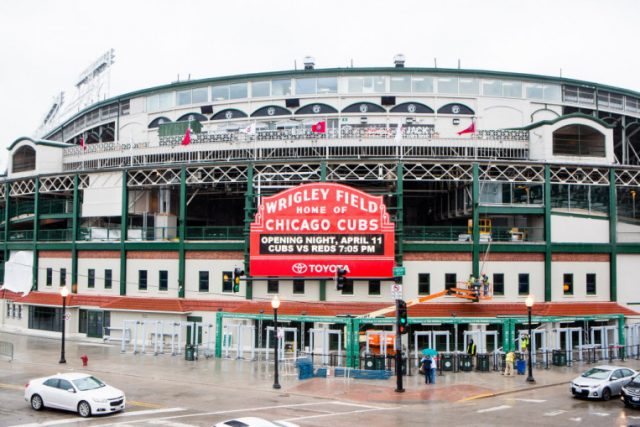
xmin=2 ymin=329 xmax=639 ymax=405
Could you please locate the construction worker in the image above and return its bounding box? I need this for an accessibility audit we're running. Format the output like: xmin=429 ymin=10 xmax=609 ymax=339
xmin=467 ymin=274 xmax=475 ymax=290
xmin=466 ymin=338 xmax=477 ymax=367
xmin=503 ymin=351 xmax=515 ymax=376
xmin=481 ymin=273 xmax=490 ymax=296
xmin=520 ymin=334 xmax=529 ymax=360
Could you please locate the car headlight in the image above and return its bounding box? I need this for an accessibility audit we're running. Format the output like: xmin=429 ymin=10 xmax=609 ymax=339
xmin=92 ymin=397 xmax=107 ymax=403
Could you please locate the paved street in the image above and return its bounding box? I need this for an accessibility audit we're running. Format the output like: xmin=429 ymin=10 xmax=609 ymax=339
xmin=2 ymin=331 xmax=640 ymax=426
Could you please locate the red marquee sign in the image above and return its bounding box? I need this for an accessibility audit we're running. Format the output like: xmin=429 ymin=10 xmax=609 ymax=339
xmin=250 ymin=183 xmax=395 ymax=278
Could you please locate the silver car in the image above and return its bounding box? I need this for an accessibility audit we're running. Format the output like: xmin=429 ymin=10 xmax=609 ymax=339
xmin=570 ymin=365 xmax=637 ymax=400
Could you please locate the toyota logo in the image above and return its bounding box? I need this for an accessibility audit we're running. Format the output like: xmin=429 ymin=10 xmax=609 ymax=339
xmin=292 ymin=263 xmax=308 ymax=274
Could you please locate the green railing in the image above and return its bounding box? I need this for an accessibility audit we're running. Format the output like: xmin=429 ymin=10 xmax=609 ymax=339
xmin=79 ymin=227 xmax=121 ymax=241
xmin=39 ymin=229 xmax=73 ymax=241
xmin=128 ymin=227 xmax=178 ymax=241
xmin=39 ymin=199 xmax=71 ymax=215
xmin=403 ymin=226 xmax=544 ymax=242
xmin=10 ymin=201 xmax=34 ymax=217
xmin=404 ymin=226 xmax=469 ymax=241
xmin=186 ymin=226 xmax=244 ymax=240
xmin=8 ymin=230 xmax=34 ymax=241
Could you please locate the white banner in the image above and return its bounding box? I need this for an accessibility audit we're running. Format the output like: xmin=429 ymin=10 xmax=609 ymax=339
xmin=1 ymin=251 xmax=33 ymax=296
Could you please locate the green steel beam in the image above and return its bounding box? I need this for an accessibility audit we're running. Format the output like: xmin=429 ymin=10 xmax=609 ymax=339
xmin=215 ymin=311 xmax=223 ymax=358
xmin=71 ymin=174 xmax=79 ymax=292
xmin=478 ymin=206 xmax=545 ymax=215
xmin=4 ymin=183 xmax=10 ymax=270
xmin=618 ymin=316 xmax=626 ymax=347
xmin=244 ymin=164 xmax=253 ymax=300
xmin=320 ymin=161 xmax=327 ymax=181
xmin=32 ymin=179 xmax=40 ymax=291
xmin=178 ymin=167 xmax=186 ymax=298
xmin=396 ymin=162 xmax=404 ymax=266
xmin=544 ymin=165 xmax=552 ymax=302
xmin=472 ymin=163 xmax=480 ymax=277
xmin=120 ymin=170 xmax=128 ymax=296
xmin=319 ymin=279 xmax=326 ymax=301
xmin=609 ymin=168 xmax=617 ymax=302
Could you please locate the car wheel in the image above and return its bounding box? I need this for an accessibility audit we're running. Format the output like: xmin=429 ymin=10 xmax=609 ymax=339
xmin=602 ymin=387 xmax=611 ymax=401
xmin=78 ymin=401 xmax=92 ymax=418
xmin=30 ymin=394 xmax=44 ymax=411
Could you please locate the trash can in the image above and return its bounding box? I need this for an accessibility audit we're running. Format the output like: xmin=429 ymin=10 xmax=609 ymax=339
xmin=516 ymin=359 xmax=526 ymax=375
xmin=442 ymin=353 xmax=455 ymax=371
xmin=477 ymin=353 xmax=490 ymax=372
xmin=184 ymin=344 xmax=195 ymax=361
xmin=364 ymin=355 xmax=386 ymax=370
xmin=459 ymin=354 xmax=472 ymax=372
xmin=552 ymin=349 xmax=567 ymax=366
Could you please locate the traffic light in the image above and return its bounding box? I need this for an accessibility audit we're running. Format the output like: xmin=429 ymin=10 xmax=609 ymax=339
xmin=336 ymin=268 xmax=347 ymax=291
xmin=233 ymin=267 xmax=244 ymax=293
xmin=397 ymin=300 xmax=408 ymax=334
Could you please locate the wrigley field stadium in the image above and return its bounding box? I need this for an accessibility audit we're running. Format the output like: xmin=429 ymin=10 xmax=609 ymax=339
xmin=2 ymin=53 xmax=640 ymax=368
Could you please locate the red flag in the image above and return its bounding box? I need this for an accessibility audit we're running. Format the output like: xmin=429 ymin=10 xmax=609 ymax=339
xmin=311 ymin=120 xmax=326 ymax=133
xmin=457 ymin=122 xmax=476 ymax=135
xmin=181 ymin=127 xmax=191 ymax=145
xmin=80 ymin=136 xmax=87 ymax=150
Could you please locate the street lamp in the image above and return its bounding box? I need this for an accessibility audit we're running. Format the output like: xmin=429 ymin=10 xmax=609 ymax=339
xmin=59 ymin=286 xmax=69 ymax=364
xmin=525 ymin=294 xmax=535 ymax=383
xmin=271 ymin=295 xmax=281 ymax=390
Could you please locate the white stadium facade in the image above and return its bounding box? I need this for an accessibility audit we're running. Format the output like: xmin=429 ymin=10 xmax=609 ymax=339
xmin=2 ymin=56 xmax=640 ymax=365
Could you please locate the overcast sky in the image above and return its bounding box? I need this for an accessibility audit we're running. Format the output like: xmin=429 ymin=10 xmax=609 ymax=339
xmin=0 ymin=0 xmax=638 ymax=169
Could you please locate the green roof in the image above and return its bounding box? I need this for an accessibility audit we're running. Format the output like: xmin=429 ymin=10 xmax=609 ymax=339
xmin=43 ymin=66 xmax=640 ymax=140
xmin=513 ymin=112 xmax=615 ymax=131
xmin=7 ymin=137 xmax=73 ymax=151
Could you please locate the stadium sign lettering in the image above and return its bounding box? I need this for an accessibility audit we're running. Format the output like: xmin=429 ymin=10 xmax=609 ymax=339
xmin=250 ymin=183 xmax=395 ymax=277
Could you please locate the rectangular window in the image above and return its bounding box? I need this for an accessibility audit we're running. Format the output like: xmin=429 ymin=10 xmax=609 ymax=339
xmin=317 ymin=77 xmax=337 ymax=94
xmin=192 ymin=87 xmax=209 ymax=103
xmin=525 ymin=83 xmax=544 ymax=100
xmin=252 ymin=81 xmax=270 ymax=97
xmin=293 ymin=279 xmax=305 ymax=294
xmin=412 ymin=76 xmax=434 ymax=93
xmin=368 ymin=280 xmax=381 ymax=295
xmin=418 ymin=273 xmax=430 ymax=295
xmin=60 ymin=268 xmax=67 ymax=287
xmin=271 ymin=79 xmax=292 ymax=96
xmin=212 ymin=85 xmax=229 ymax=101
xmin=222 ymin=271 xmax=233 ymax=292
xmin=138 ymin=270 xmax=147 ymax=291
xmin=459 ymin=78 xmax=479 ymax=95
xmin=390 ymin=76 xmax=411 ymax=93
xmin=586 ymin=273 xmax=596 ymax=295
xmin=229 ymin=83 xmax=247 ymax=99
xmin=177 ymin=89 xmax=192 ymax=105
xmin=483 ymin=80 xmax=502 ymax=97
xmin=267 ymin=279 xmax=279 ymax=294
xmin=563 ymin=273 xmax=573 ymax=295
xmin=104 ymin=269 xmax=112 ymax=289
xmin=437 ymin=77 xmax=458 ymax=95
xmin=342 ymin=279 xmax=354 ymax=295
xmin=46 ymin=268 xmax=53 ymax=286
xmin=159 ymin=92 xmax=174 ymax=110
xmin=502 ymin=80 xmax=522 ymax=98
xmin=296 ymin=78 xmax=316 ymax=95
xmin=199 ymin=271 xmax=209 ymax=292
xmin=159 ymin=270 xmax=168 ymax=292
xmin=445 ymin=273 xmax=457 ymax=290
xmin=492 ymin=273 xmax=504 ymax=295
xmin=518 ymin=273 xmax=529 ymax=295
xmin=87 ymin=269 xmax=95 ymax=288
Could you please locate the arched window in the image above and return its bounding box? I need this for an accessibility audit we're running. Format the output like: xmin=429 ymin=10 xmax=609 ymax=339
xmin=12 ymin=146 xmax=36 ymax=172
xmin=148 ymin=117 xmax=171 ymax=128
xmin=553 ymin=124 xmax=605 ymax=157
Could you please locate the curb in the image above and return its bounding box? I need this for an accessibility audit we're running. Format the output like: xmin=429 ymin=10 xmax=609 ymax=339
xmin=458 ymin=381 xmax=568 ymax=402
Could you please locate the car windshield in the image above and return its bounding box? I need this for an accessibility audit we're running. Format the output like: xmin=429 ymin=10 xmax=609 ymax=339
xmin=629 ymin=376 xmax=640 ymax=387
xmin=581 ymin=368 xmax=611 ymax=380
xmin=72 ymin=376 xmax=105 ymax=391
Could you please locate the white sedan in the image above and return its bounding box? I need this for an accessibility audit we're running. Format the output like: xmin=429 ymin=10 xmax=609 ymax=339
xmin=25 ymin=372 xmax=125 ymax=417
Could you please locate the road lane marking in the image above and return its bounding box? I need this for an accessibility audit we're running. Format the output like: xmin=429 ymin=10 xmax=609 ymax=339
xmin=129 ymin=400 xmax=164 ymax=409
xmin=0 ymin=382 xmax=25 ymax=391
xmin=458 ymin=392 xmax=495 ymax=402
xmin=569 ymin=417 xmax=582 ymax=422
xmin=278 ymin=407 xmax=397 ymax=422
xmin=592 ymin=412 xmax=610 ymax=417
xmin=8 ymin=408 xmax=186 ymax=427
xmin=147 ymin=421 xmax=199 ymax=427
xmin=477 ymin=405 xmax=511 ymax=413
xmin=544 ymin=410 xmax=567 ymax=416
xmin=513 ymin=398 xmax=546 ymax=403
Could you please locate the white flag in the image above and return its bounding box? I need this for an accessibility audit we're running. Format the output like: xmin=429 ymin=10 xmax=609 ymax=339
xmin=394 ymin=120 xmax=403 ymax=143
xmin=240 ymin=122 xmax=256 ymax=135
xmin=1 ymin=251 xmax=33 ymax=296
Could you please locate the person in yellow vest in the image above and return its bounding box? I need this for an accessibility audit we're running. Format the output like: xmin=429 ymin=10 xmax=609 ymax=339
xmin=520 ymin=334 xmax=530 ymax=360
xmin=503 ymin=351 xmax=515 ymax=376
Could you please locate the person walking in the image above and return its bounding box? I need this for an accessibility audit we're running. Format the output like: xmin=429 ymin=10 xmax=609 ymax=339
xmin=503 ymin=351 xmax=515 ymax=376
xmin=430 ymin=354 xmax=438 ymax=384
xmin=420 ymin=355 xmax=432 ymax=384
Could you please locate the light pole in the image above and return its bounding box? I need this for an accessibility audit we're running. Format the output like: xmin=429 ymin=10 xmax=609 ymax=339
xmin=59 ymin=286 xmax=69 ymax=364
xmin=271 ymin=295 xmax=281 ymax=390
xmin=525 ymin=294 xmax=535 ymax=383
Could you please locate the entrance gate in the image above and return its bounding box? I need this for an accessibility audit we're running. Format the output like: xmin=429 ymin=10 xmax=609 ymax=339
xmin=517 ymin=329 xmax=548 ymax=364
xmin=626 ymin=324 xmax=640 ymax=357
xmin=222 ymin=324 xmax=256 ymax=359
xmin=413 ymin=331 xmax=450 ymax=366
xmin=591 ymin=325 xmax=619 ymax=359
xmin=365 ymin=330 xmax=395 ymax=356
xmin=463 ymin=330 xmax=498 ymax=354
xmin=266 ymin=326 xmax=298 ymax=361
xmin=553 ymin=327 xmax=583 ymax=363
xmin=308 ymin=328 xmax=342 ymax=366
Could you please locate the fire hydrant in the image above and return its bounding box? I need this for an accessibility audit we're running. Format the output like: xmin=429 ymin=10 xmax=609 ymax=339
xmin=81 ymin=355 xmax=88 ymax=367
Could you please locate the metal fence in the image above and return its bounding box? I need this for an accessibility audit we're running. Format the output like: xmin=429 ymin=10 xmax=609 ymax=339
xmin=0 ymin=341 xmax=13 ymax=361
